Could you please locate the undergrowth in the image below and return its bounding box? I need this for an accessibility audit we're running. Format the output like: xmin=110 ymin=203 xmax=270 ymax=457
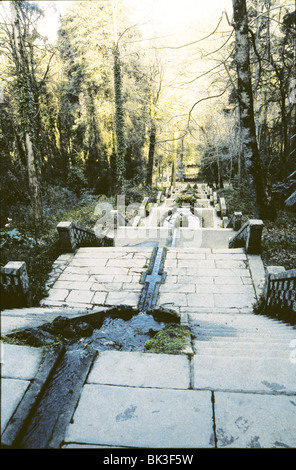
xmin=217 ymin=185 xmax=296 ymax=270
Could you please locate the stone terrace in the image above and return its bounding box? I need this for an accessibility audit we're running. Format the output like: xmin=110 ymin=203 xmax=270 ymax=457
xmin=40 ymin=247 xmax=154 ymax=310
xmin=157 ymin=247 xmax=258 ymax=313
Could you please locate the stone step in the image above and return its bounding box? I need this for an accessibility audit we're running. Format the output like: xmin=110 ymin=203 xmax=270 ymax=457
xmin=188 ymin=313 xmax=294 ymax=327
xmin=190 ymin=321 xmax=296 ymax=330
xmin=193 ymin=335 xmax=296 ymax=342
xmin=192 ymin=356 xmax=296 ymax=394
xmin=190 ymin=324 xmax=296 ymax=333
xmin=194 ymin=348 xmax=293 ymax=358
xmin=193 ymin=340 xmax=293 ymax=350
xmin=168 ymin=248 xmax=245 ymax=254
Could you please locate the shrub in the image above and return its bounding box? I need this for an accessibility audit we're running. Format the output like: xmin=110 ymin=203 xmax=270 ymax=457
xmin=67 ymin=165 xmax=88 ymax=196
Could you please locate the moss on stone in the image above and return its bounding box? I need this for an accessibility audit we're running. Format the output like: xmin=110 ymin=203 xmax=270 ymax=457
xmin=144 ymin=324 xmax=191 ymax=354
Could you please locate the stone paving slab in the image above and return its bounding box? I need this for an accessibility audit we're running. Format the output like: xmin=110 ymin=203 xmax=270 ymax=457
xmin=1 ymin=344 xmax=45 ymax=440
xmin=214 ymin=392 xmax=296 ymax=448
xmin=158 ymin=248 xmax=257 ymax=310
xmin=1 ymin=317 xmax=46 ymax=335
xmin=193 ymin=356 xmax=296 ymax=393
xmin=40 ymin=247 xmax=154 ymax=309
xmin=1 ymin=307 xmax=96 ymax=335
xmin=1 ymin=343 xmax=44 ymax=380
xmin=64 ymin=385 xmax=214 ymax=448
xmin=87 ymin=351 xmax=191 ymax=389
xmin=1 ymin=378 xmax=30 ymax=433
xmin=158 ymin=293 xmax=256 ymax=309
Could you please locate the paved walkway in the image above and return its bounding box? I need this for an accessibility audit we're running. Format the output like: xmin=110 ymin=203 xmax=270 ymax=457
xmin=39 ymin=247 xmax=154 ymax=310
xmin=36 ymin=246 xmax=261 ymax=313
xmin=1 ymin=183 xmax=296 ymax=448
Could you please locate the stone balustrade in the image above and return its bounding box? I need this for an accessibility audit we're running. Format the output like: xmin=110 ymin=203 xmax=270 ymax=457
xmin=263 ymin=266 xmax=296 ymax=320
xmin=57 ymin=221 xmax=112 ymax=253
xmin=228 ymin=219 xmax=264 ymax=254
xmin=225 ymin=212 xmax=242 ymax=231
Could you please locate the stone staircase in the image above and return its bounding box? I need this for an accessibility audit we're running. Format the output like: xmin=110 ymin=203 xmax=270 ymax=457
xmin=2 ymin=182 xmax=295 ymax=449
xmin=189 ymin=312 xmax=296 ymax=394
xmin=157 ymin=247 xmax=260 ymax=314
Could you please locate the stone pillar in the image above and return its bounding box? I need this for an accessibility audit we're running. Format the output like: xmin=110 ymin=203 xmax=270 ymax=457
xmin=246 ymin=219 xmax=264 ymax=254
xmin=0 ymin=261 xmax=31 ymax=307
xmin=223 ymin=216 xmax=229 ymax=228
xmin=57 ymin=221 xmax=77 ymax=252
xmin=139 ymin=197 xmax=149 ymax=218
xmin=233 ymin=212 xmax=242 ymax=231
xmin=156 ymin=191 xmax=162 ymax=205
xmin=220 ymin=197 xmax=227 ymax=217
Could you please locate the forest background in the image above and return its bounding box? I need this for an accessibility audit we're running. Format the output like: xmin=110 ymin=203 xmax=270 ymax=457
xmin=0 ymin=0 xmax=295 ymax=304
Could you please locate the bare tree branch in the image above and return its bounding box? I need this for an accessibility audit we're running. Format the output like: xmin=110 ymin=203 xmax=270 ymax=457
xmin=154 ymin=14 xmax=225 ymax=50
xmin=188 ymin=87 xmax=229 ymax=129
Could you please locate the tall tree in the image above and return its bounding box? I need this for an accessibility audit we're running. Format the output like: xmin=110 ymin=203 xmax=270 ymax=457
xmin=10 ymin=1 xmax=44 ymax=229
xmin=112 ymin=0 xmax=126 ymax=193
xmin=232 ymin=0 xmax=273 ymax=218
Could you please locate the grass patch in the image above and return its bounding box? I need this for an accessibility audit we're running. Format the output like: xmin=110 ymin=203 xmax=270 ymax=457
xmin=144 ymin=324 xmax=191 ymax=354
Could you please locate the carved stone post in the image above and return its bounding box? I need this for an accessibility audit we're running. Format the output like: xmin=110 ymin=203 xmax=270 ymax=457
xmin=220 ymin=197 xmax=227 ymax=217
xmin=0 ymin=261 xmax=31 ymax=307
xmin=57 ymin=221 xmax=77 ymax=252
xmin=233 ymin=212 xmax=242 ymax=231
xmin=246 ymin=219 xmax=264 ymax=254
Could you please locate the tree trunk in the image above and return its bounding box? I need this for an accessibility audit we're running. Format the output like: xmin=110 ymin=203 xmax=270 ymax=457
xmin=146 ymin=121 xmax=156 ymax=187
xmin=11 ymin=1 xmax=43 ymax=228
xmin=171 ymin=131 xmax=177 ymax=187
xmin=232 ymin=0 xmax=273 ymax=219
xmin=112 ymin=1 xmax=126 ymax=193
xmin=25 ymin=133 xmax=43 ymax=227
xmin=113 ymin=46 xmax=126 ymax=193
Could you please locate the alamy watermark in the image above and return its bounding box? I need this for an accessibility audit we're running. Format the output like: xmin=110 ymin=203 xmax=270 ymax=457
xmin=92 ymin=195 xmax=204 ymax=244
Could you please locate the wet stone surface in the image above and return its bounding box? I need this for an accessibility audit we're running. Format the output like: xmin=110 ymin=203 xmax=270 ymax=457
xmin=5 ymin=306 xmax=176 ymax=353
xmin=87 ymin=313 xmax=167 ymax=352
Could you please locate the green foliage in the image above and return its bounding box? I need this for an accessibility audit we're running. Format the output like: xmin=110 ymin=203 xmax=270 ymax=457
xmin=218 ymin=185 xmax=296 ymax=271
xmin=0 ymin=228 xmax=30 ymax=249
xmin=0 ymin=188 xmax=106 ymax=304
xmin=175 ymin=194 xmax=197 ymax=208
xmin=144 ymin=325 xmax=191 ymax=354
xmin=217 ymin=185 xmax=255 ymax=219
xmin=67 ymin=165 xmax=88 ymax=196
